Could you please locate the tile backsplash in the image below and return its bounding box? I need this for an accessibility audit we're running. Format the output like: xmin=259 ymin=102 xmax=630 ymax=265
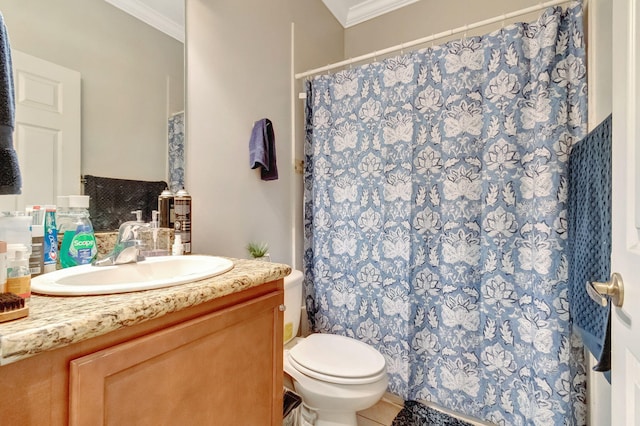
xmin=95 ymin=229 xmax=174 ymax=257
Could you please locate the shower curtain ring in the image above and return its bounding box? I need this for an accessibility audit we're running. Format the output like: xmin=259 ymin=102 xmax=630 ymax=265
xmin=400 ymin=43 xmax=405 ymax=55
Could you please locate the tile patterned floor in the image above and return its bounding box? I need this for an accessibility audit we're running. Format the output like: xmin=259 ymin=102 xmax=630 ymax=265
xmin=357 ymin=395 xmax=403 ymax=426
xmin=357 ymin=394 xmax=493 ymax=426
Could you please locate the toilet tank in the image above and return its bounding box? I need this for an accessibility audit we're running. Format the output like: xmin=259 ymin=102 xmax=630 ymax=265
xmin=283 ymin=270 xmax=303 ymax=345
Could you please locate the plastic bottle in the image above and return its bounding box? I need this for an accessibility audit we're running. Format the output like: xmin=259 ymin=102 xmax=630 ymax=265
xmin=29 ymin=224 xmax=44 ymax=277
xmin=0 ymin=241 xmax=6 ymax=292
xmin=25 ymin=206 xmax=44 ymax=277
xmin=7 ymin=244 xmax=31 ymax=301
xmin=0 ymin=213 xmax=33 ymax=253
xmin=172 ymin=234 xmax=184 ymax=256
xmin=57 ymin=195 xmax=97 ymax=268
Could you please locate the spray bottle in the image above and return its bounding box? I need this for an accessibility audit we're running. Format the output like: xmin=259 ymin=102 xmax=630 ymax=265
xmin=174 ymin=189 xmax=191 ymax=254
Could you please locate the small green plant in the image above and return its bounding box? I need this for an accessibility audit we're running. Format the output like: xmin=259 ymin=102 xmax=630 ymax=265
xmin=247 ymin=242 xmax=269 ymax=258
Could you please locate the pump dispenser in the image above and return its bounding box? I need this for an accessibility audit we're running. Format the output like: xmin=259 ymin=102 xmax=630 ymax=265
xmin=132 ymin=209 xmax=143 ymax=223
xmin=150 ymin=210 xmax=160 ymax=252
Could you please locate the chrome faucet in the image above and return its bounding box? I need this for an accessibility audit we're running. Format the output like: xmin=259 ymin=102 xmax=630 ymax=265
xmin=92 ymin=210 xmax=150 ymax=266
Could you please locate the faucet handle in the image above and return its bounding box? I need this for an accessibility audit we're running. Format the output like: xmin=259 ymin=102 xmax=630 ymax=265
xmin=92 ymin=239 xmax=146 ymax=267
xmin=115 ymin=240 xmax=146 ymax=264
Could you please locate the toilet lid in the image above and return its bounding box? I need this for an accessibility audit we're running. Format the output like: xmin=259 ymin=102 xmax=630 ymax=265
xmin=288 ymin=334 xmax=386 ymax=385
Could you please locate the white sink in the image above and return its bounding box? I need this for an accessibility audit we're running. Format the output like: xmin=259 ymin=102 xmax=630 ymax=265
xmin=31 ymin=255 xmax=234 ymax=296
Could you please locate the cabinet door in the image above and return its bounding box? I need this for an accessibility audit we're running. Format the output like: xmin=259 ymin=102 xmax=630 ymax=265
xmin=69 ymin=291 xmax=283 ymax=426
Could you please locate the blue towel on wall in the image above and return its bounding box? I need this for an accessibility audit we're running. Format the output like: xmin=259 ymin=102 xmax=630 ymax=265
xmin=567 ymin=114 xmax=612 ymax=380
xmin=0 ymin=12 xmax=20 ymax=195
xmin=249 ymin=118 xmax=278 ymax=181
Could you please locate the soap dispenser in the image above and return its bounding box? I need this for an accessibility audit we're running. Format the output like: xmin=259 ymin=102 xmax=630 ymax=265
xmin=132 ymin=209 xmax=144 ymax=223
xmin=150 ymin=210 xmax=161 ymax=254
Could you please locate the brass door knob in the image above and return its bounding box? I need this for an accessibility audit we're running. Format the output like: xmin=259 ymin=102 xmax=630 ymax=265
xmin=586 ymin=273 xmax=624 ymax=308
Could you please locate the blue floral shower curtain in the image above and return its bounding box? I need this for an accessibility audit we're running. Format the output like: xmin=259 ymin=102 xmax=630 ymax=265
xmin=169 ymin=112 xmax=185 ymax=192
xmin=303 ymin=3 xmax=587 ymax=425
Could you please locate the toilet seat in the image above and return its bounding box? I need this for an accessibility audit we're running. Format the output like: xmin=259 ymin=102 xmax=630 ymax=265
xmin=287 ymin=353 xmax=388 ymax=385
xmin=287 ymin=334 xmax=386 ymax=385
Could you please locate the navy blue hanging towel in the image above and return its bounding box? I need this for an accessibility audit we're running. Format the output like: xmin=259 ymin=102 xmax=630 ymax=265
xmin=249 ymin=118 xmax=278 ymax=181
xmin=0 ymin=12 xmax=20 ymax=195
xmin=567 ymin=114 xmax=612 ymax=380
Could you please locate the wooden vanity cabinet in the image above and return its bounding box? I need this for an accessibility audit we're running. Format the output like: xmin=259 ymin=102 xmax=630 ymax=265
xmin=0 ymin=280 xmax=284 ymax=426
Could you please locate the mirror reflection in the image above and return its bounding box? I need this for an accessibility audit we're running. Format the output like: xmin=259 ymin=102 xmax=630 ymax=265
xmin=0 ymin=0 xmax=184 ymax=215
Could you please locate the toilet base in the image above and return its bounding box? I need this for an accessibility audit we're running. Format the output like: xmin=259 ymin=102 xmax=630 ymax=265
xmin=301 ymin=403 xmax=358 ymax=426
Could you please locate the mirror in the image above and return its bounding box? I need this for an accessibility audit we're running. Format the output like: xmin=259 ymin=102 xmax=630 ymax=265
xmin=0 ymin=0 xmax=184 ymax=217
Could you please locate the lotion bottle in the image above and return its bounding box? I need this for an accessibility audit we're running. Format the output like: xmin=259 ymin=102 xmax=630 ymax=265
xmin=172 ymin=234 xmax=184 ymax=256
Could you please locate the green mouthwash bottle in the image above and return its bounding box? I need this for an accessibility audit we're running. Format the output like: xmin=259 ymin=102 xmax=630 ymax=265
xmin=57 ymin=195 xmax=97 ymax=268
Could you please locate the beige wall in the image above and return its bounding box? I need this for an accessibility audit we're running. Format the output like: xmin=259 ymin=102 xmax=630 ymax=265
xmin=0 ymin=0 xmax=184 ymax=182
xmin=185 ymin=0 xmax=342 ymax=263
xmin=345 ymin=0 xmax=548 ymax=58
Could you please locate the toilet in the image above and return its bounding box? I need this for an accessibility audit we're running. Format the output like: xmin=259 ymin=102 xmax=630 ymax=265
xmin=283 ymin=270 xmax=389 ymax=426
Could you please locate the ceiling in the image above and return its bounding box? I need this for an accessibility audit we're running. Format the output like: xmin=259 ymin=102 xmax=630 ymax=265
xmin=103 ymin=0 xmax=417 ymax=42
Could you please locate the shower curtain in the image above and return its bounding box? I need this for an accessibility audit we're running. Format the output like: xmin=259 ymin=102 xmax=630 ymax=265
xmin=169 ymin=111 xmax=185 ymax=193
xmin=303 ymin=3 xmax=587 ymax=425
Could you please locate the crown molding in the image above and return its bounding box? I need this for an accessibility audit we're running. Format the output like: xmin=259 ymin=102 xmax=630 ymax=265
xmin=322 ymin=0 xmax=352 ymax=27
xmin=323 ymin=0 xmax=419 ymax=28
xmin=104 ymin=0 xmax=184 ymax=43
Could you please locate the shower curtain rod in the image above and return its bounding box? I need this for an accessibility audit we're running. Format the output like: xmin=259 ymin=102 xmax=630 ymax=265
xmin=295 ymin=0 xmax=571 ymax=80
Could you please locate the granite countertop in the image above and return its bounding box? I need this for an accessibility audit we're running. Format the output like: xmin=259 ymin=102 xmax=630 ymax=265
xmin=0 ymin=258 xmax=291 ymax=366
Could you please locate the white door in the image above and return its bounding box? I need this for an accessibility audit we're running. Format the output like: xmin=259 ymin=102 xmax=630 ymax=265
xmin=611 ymin=0 xmax=640 ymax=424
xmin=0 ymin=50 xmax=81 ymax=212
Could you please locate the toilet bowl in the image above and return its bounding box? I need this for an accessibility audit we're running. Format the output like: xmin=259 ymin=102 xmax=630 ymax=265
xmin=283 ymin=271 xmax=388 ymax=426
